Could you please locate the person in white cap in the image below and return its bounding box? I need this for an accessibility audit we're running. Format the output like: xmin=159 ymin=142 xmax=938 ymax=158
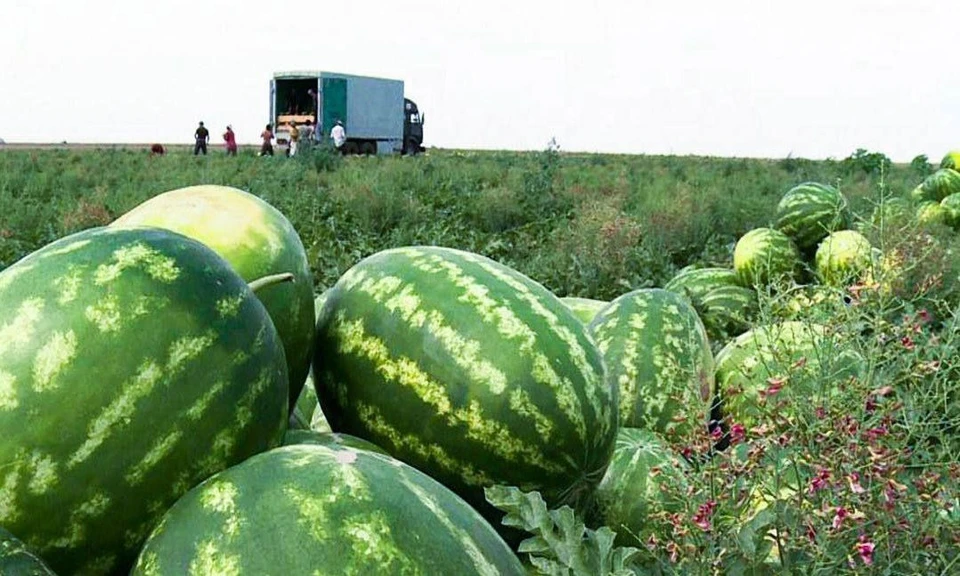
xmin=330 ymin=119 xmax=346 ymax=153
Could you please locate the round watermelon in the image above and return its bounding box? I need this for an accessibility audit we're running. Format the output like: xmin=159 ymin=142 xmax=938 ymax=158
xmin=815 ymin=230 xmax=874 ymax=287
xmin=559 ymin=296 xmax=609 ymax=324
xmin=916 ymin=201 xmax=949 ymax=226
xmin=282 ymin=429 xmax=388 ymax=455
xmin=770 ymin=285 xmax=849 ymax=322
xmin=111 ymin=184 xmax=315 ymax=412
xmin=664 ymin=268 xmax=756 ymax=342
xmin=131 ymin=445 xmax=526 ymax=576
xmin=589 ymin=288 xmax=714 ymax=440
xmin=774 ymin=182 xmax=850 ymax=251
xmin=313 ymin=246 xmax=617 ymax=523
xmin=940 ymin=151 xmax=960 ymax=171
xmin=0 ymin=527 xmax=57 ymax=575
xmin=714 ymin=322 xmax=864 ymax=429
xmin=941 ymin=194 xmax=960 ymax=228
xmin=733 ymin=228 xmax=801 ymax=289
xmin=594 ymin=428 xmax=689 ymax=547
xmin=910 ymin=169 xmax=960 ymax=203
xmin=0 ymin=227 xmax=288 ymax=575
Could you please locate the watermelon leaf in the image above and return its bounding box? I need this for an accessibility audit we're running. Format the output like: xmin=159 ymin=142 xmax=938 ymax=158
xmin=485 ymin=485 xmax=644 ymax=576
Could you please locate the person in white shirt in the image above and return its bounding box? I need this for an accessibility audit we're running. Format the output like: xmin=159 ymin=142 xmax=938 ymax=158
xmin=330 ymin=119 xmax=346 ymax=153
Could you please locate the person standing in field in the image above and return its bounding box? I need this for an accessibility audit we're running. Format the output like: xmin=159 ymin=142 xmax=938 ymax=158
xmin=288 ymin=121 xmax=300 ymax=157
xmin=260 ymin=124 xmax=275 ymax=156
xmin=330 ymin=119 xmax=346 ymax=154
xmin=223 ymin=125 xmax=238 ymax=156
xmin=193 ymin=121 xmax=209 ymax=155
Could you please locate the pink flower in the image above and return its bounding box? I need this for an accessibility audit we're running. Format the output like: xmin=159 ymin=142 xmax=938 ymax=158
xmin=901 ymin=336 xmax=915 ymax=350
xmin=847 ymin=472 xmax=865 ymax=494
xmin=763 ymin=377 xmax=784 ymax=397
xmin=691 ymin=501 xmax=717 ymax=532
xmin=730 ymin=422 xmax=746 ymax=444
xmin=856 ymin=536 xmax=876 ymax=566
xmin=832 ymin=506 xmax=849 ymax=530
xmin=809 ymin=468 xmax=831 ymax=494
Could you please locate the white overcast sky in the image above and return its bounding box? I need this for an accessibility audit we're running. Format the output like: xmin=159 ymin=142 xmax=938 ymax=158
xmin=0 ymin=0 xmax=956 ymax=161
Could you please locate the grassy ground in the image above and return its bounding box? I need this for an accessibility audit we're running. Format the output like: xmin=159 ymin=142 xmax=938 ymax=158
xmin=0 ymin=146 xmax=930 ymax=300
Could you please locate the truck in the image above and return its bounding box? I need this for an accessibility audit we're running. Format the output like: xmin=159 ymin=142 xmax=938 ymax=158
xmin=270 ymin=71 xmax=425 ymax=155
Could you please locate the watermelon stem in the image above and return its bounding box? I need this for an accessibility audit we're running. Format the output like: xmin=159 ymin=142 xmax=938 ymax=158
xmin=248 ymin=272 xmax=295 ymax=292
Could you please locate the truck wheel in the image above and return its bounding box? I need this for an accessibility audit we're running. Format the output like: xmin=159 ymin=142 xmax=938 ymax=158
xmin=360 ymin=141 xmax=377 ymax=156
xmin=403 ymin=139 xmax=419 ymax=156
xmin=343 ymin=142 xmax=360 ymax=155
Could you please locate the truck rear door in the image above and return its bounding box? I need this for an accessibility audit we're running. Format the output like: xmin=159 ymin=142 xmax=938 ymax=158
xmin=321 ymin=77 xmax=347 ymax=137
xmin=270 ymin=79 xmax=276 ymax=129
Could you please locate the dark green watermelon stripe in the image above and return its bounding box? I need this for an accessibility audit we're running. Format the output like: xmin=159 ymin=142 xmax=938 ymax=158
xmin=329 ymin=311 xmax=564 ymax=474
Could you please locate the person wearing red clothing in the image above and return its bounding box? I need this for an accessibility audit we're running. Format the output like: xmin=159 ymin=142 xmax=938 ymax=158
xmin=223 ymin=125 xmax=238 ymax=156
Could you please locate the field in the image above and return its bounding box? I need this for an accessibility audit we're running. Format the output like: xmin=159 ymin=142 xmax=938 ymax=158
xmin=1 ymin=144 xmax=958 ymax=575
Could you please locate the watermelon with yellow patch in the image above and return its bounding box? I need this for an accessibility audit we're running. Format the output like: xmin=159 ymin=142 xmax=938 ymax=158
xmin=131 ymin=445 xmax=526 ymax=576
xmin=589 ymin=288 xmax=714 ymax=440
xmin=916 ymin=201 xmax=949 ymax=226
xmin=112 ymin=185 xmax=314 ymax=411
xmin=733 ymin=228 xmax=801 ymax=289
xmin=313 ymin=246 xmax=617 ymax=526
xmin=942 ymin=151 xmax=960 ymax=171
xmin=0 ymin=227 xmax=288 ymax=576
xmin=814 ymin=230 xmax=874 ymax=287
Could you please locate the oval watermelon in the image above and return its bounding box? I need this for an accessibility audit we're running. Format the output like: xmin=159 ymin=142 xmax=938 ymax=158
xmin=590 ymin=288 xmax=714 ymax=440
xmin=131 ymin=445 xmax=527 ymax=576
xmin=313 ymin=246 xmax=617 ymax=522
xmin=733 ymin=228 xmax=801 ymax=289
xmin=111 ymin=184 xmax=315 ymax=412
xmin=559 ymin=296 xmax=609 ymax=324
xmin=594 ymin=428 xmax=689 ymax=547
xmin=910 ymin=169 xmax=960 ymax=203
xmin=916 ymin=201 xmax=949 ymax=226
xmin=0 ymin=527 xmax=57 ymax=576
xmin=815 ymin=230 xmax=874 ymax=287
xmin=774 ymin=182 xmax=850 ymax=251
xmin=939 ymin=151 xmax=960 ymax=171
xmin=941 ymin=194 xmax=960 ymax=228
xmin=664 ymin=268 xmax=756 ymax=342
xmin=0 ymin=227 xmax=288 ymax=575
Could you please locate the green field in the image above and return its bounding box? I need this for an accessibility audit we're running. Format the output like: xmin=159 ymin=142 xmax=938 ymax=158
xmin=0 ymin=146 xmax=923 ymax=297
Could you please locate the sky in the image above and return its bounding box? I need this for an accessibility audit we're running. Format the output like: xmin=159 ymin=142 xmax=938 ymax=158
xmin=0 ymin=0 xmax=956 ymax=161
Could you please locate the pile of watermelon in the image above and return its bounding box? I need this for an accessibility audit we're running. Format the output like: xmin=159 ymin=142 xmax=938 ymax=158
xmin=1 ymin=151 xmax=955 ymax=573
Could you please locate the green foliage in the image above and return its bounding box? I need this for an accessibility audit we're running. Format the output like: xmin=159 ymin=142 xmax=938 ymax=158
xmin=910 ymin=154 xmax=933 ymax=177
xmin=842 ymin=148 xmax=893 ymax=176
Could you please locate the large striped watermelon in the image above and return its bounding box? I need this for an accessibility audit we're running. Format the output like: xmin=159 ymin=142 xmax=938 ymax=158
xmin=131 ymin=445 xmax=526 ymax=575
xmin=594 ymin=428 xmax=689 ymax=547
xmin=910 ymin=169 xmax=960 ymax=203
xmin=559 ymin=296 xmax=609 ymax=324
xmin=589 ymin=288 xmax=714 ymax=440
xmin=774 ymin=182 xmax=850 ymax=251
xmin=313 ymin=246 xmax=617 ymax=523
xmin=814 ymin=230 xmax=874 ymax=287
xmin=940 ymin=151 xmax=960 ymax=171
xmin=112 ymin=185 xmax=315 ymax=411
xmin=733 ymin=228 xmax=801 ymax=289
xmin=0 ymin=227 xmax=288 ymax=575
xmin=664 ymin=268 xmax=757 ymax=342
xmin=0 ymin=527 xmax=57 ymax=575
xmin=714 ymin=322 xmax=863 ymax=429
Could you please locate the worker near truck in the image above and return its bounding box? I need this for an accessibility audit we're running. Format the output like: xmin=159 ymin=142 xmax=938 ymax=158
xmin=223 ymin=125 xmax=238 ymax=156
xmin=259 ymin=124 xmax=275 ymax=156
xmin=330 ymin=120 xmax=346 ymax=153
xmin=288 ymin=121 xmax=300 ymax=157
xmin=193 ymin=121 xmax=209 ymax=155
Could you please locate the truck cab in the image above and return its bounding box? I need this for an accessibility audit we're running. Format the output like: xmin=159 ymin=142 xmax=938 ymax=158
xmin=403 ymin=98 xmax=425 ymax=155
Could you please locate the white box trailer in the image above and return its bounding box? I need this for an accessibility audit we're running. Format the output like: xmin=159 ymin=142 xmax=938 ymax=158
xmin=270 ymin=71 xmax=424 ymax=155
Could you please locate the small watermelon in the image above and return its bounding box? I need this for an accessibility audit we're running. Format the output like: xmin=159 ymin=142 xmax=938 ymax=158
xmin=733 ymin=228 xmax=801 ymax=289
xmin=815 ymin=230 xmax=874 ymax=287
xmin=131 ymin=445 xmax=526 ymax=576
xmin=774 ymin=182 xmax=850 ymax=251
xmin=940 ymin=151 xmax=960 ymax=171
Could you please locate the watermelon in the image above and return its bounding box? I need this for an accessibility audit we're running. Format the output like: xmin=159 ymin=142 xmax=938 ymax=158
xmin=0 ymin=227 xmax=288 ymax=575
xmin=664 ymin=268 xmax=756 ymax=342
xmin=0 ymin=526 xmax=57 ymax=575
xmin=559 ymin=296 xmax=608 ymax=324
xmin=589 ymin=288 xmax=714 ymax=440
xmin=941 ymin=194 xmax=960 ymax=228
xmin=282 ymin=429 xmax=388 ymax=455
xmin=733 ymin=228 xmax=801 ymax=289
xmin=814 ymin=230 xmax=874 ymax=287
xmin=939 ymin=151 xmax=960 ymax=171
xmin=910 ymin=169 xmax=960 ymax=203
xmin=714 ymin=322 xmax=864 ymax=429
xmin=774 ymin=182 xmax=850 ymax=250
xmin=131 ymin=445 xmax=526 ymax=576
xmin=111 ymin=184 xmax=315 ymax=411
xmin=594 ymin=428 xmax=689 ymax=547
xmin=916 ymin=201 xmax=949 ymax=226
xmin=313 ymin=246 xmax=616 ymax=522
xmin=770 ymin=285 xmax=850 ymax=322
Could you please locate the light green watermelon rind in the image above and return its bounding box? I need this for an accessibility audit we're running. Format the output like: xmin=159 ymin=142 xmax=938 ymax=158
xmin=281 ymin=429 xmax=389 ymax=455
xmin=589 ymin=288 xmax=714 ymax=440
xmin=733 ymin=228 xmax=801 ymax=289
xmin=910 ymin=169 xmax=960 ymax=203
xmin=665 ymin=269 xmax=757 ymax=340
xmin=916 ymin=201 xmax=949 ymax=226
xmin=0 ymin=527 xmax=58 ymax=576
xmin=594 ymin=428 xmax=689 ymax=547
xmin=559 ymin=296 xmax=609 ymax=324
xmin=131 ymin=445 xmax=527 ymax=576
xmin=941 ymin=151 xmax=960 ymax=171
xmin=774 ymin=182 xmax=851 ymax=250
xmin=313 ymin=246 xmax=617 ymax=520
xmin=111 ymin=185 xmax=316 ymax=411
xmin=940 ymin=194 xmax=960 ymax=228
xmin=814 ymin=230 xmax=874 ymax=287
xmin=0 ymin=227 xmax=288 ymax=576
xmin=714 ymin=322 xmax=864 ymax=429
